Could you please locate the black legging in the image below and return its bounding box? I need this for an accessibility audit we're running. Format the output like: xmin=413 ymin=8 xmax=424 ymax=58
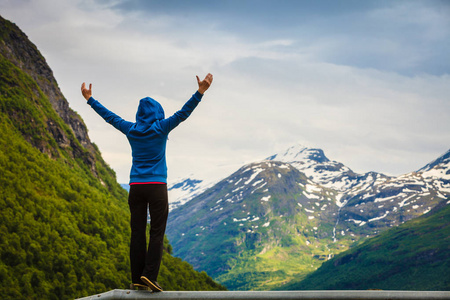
xmin=128 ymin=184 xmax=168 ymax=283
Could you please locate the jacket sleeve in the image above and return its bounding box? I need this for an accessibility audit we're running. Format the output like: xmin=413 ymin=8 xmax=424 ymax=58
xmin=87 ymin=97 xmax=133 ymax=135
xmin=159 ymin=91 xmax=203 ymax=134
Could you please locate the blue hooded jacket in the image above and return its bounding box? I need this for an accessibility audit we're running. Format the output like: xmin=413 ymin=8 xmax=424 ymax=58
xmin=87 ymin=91 xmax=203 ymax=184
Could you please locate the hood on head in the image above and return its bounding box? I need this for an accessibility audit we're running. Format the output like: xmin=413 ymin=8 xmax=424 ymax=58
xmin=136 ymin=97 xmax=165 ymax=124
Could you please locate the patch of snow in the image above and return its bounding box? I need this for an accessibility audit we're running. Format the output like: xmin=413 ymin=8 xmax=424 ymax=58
xmin=421 ymin=168 xmax=450 ymax=180
xmin=251 ymin=182 xmax=267 ymax=194
xmin=261 ymin=195 xmax=271 ymax=202
xmin=245 ymin=168 xmax=264 ymax=185
xmin=362 ymin=193 xmax=375 ymax=199
xmin=303 ymin=192 xmax=320 ymax=199
xmin=437 ymin=192 xmax=447 ymax=199
xmin=233 ymin=217 xmax=250 ymax=222
xmin=335 ymin=193 xmax=346 ymax=208
xmin=262 ymin=221 xmax=270 ymax=227
xmin=232 ymin=186 xmax=244 ymax=193
xmin=374 ymin=194 xmax=402 ymax=203
xmin=368 ymin=211 xmax=390 ymax=222
xmin=347 ymin=219 xmax=363 ymax=224
xmin=306 ymin=184 xmax=321 ymax=193
xmin=252 ymin=179 xmax=264 ymax=186
xmin=399 ymin=194 xmax=416 ymax=207
xmin=403 ymin=188 xmax=419 ymax=193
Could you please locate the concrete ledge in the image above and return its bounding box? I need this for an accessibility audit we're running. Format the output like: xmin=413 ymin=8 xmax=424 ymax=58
xmin=76 ymin=290 xmax=450 ymax=300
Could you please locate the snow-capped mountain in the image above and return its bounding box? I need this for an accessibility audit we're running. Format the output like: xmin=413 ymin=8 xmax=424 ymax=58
xmin=168 ymin=177 xmax=213 ymax=210
xmin=168 ymin=144 xmax=375 ymax=209
xmin=168 ymin=163 xmax=241 ymax=210
xmin=167 ymin=160 xmax=337 ymax=290
xmin=166 ymin=144 xmax=450 ymax=290
xmin=266 ymin=144 xmax=393 ymax=192
xmin=336 ymin=148 xmax=450 ymax=236
xmin=418 ymin=149 xmax=450 ymax=181
xmin=266 ymin=144 xmax=450 ymax=236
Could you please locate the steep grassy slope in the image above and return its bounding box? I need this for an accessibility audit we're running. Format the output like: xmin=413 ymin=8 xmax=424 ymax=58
xmin=0 ymin=51 xmax=130 ymax=298
xmin=281 ymin=200 xmax=450 ymax=291
xmin=0 ymin=15 xmax=224 ymax=299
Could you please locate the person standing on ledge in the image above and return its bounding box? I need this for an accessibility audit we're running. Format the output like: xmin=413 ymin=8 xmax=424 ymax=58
xmin=81 ymin=73 xmax=213 ymax=292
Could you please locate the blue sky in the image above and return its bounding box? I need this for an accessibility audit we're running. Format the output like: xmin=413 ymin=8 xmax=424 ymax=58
xmin=1 ymin=0 xmax=449 ymax=184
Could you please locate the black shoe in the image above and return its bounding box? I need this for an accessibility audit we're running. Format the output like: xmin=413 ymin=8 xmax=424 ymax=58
xmin=140 ymin=276 xmax=163 ymax=292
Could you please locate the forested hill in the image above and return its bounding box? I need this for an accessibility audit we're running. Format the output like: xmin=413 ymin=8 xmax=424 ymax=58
xmin=0 ymin=15 xmax=225 ymax=299
xmin=281 ymin=201 xmax=450 ymax=291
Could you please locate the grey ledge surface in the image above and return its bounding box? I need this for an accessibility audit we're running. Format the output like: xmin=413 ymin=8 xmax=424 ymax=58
xmin=76 ymin=290 xmax=450 ymax=300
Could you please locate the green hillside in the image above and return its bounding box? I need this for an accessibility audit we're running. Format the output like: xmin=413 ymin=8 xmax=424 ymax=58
xmin=0 ymin=15 xmax=224 ymax=299
xmin=280 ymin=200 xmax=450 ymax=291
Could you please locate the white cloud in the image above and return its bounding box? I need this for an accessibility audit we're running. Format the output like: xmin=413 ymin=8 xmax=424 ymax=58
xmin=0 ymin=0 xmax=449 ymax=184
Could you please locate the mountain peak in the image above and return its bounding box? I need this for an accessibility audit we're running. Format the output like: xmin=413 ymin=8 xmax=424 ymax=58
xmin=418 ymin=149 xmax=450 ymax=172
xmin=417 ymin=149 xmax=450 ymax=183
xmin=266 ymin=144 xmax=363 ymax=191
xmin=267 ymin=144 xmax=330 ymax=164
xmin=0 ymin=15 xmax=97 ymax=170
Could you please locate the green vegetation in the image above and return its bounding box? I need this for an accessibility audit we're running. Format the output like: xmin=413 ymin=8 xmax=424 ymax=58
xmin=213 ymin=221 xmax=358 ymax=291
xmin=0 ymin=17 xmax=225 ymax=299
xmin=280 ymin=203 xmax=450 ymax=291
xmin=160 ymin=238 xmax=226 ymax=291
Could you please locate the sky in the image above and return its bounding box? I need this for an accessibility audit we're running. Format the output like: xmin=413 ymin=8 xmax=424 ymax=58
xmin=1 ymin=0 xmax=449 ymax=184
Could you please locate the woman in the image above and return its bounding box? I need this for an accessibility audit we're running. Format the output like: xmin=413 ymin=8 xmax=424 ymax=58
xmin=81 ymin=73 xmax=213 ymax=292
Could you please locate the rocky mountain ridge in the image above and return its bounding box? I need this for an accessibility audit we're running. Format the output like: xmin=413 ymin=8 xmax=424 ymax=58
xmin=166 ymin=144 xmax=449 ymax=290
xmin=268 ymin=145 xmax=450 ymax=237
xmin=0 ymin=15 xmax=97 ymax=173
